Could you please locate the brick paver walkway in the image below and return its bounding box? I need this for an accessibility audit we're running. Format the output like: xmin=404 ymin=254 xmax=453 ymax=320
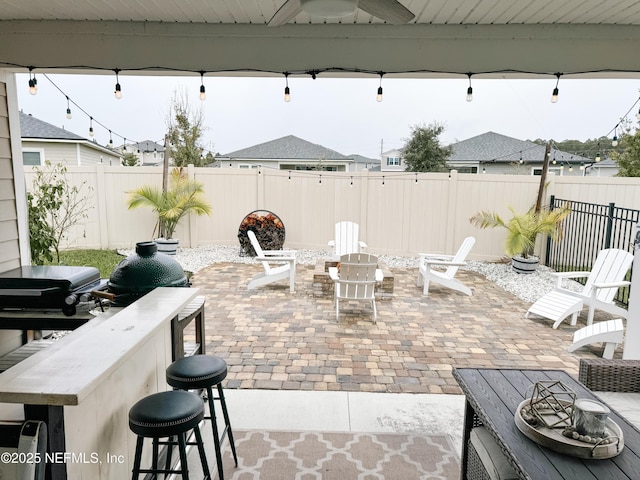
xmin=191 ymin=262 xmax=614 ymax=395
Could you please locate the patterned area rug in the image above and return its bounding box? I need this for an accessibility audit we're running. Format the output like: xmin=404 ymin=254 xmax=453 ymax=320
xmin=220 ymin=430 xmax=459 ymax=479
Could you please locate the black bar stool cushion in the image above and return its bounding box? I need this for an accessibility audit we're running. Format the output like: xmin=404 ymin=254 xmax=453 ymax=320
xmin=129 ymin=390 xmax=204 ymax=437
xmin=166 ymin=355 xmax=228 ymax=390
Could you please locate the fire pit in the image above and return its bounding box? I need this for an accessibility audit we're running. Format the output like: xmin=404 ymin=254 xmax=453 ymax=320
xmin=238 ymin=210 xmax=286 ymax=256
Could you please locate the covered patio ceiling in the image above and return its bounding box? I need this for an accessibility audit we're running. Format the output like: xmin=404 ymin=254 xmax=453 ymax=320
xmin=0 ymin=0 xmax=640 ymax=79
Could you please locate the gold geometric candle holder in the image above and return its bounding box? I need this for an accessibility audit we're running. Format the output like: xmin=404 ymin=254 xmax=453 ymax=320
xmin=523 ymin=381 xmax=576 ymax=429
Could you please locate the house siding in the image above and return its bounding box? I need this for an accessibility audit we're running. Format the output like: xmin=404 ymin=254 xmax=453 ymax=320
xmin=22 ymin=140 xmax=120 ymax=166
xmin=0 ymin=74 xmax=27 ymax=356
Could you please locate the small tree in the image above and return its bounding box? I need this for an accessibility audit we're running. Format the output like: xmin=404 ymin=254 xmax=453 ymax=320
xmin=28 ymin=160 xmax=94 ymax=263
xmin=166 ymin=89 xmax=208 ymax=167
xmin=402 ymin=122 xmax=453 ymax=172
xmin=121 ymin=151 xmax=139 ymax=166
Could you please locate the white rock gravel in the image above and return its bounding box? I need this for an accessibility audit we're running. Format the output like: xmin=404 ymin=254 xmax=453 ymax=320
xmin=118 ymin=245 xmax=583 ymax=304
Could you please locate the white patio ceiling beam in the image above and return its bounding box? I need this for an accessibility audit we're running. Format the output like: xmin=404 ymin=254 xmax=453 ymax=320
xmin=1 ymin=21 xmax=639 ymax=78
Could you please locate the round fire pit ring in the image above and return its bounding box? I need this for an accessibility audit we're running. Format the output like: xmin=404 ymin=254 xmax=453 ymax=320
xmin=237 ymin=210 xmax=286 ymax=256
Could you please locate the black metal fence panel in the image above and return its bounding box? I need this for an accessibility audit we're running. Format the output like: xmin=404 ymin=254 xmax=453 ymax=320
xmin=545 ymin=196 xmax=639 ymax=307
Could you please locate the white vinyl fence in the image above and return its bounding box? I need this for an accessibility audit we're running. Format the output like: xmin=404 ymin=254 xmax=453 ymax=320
xmin=22 ymin=165 xmax=640 ymax=262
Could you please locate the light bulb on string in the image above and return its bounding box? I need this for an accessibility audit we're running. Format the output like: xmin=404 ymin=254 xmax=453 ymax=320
xmin=89 ymin=117 xmax=94 ymax=137
xmin=466 ymin=73 xmax=473 ymax=102
xmin=288 ymin=170 xmax=291 ymax=181
xmin=580 ymin=162 xmax=585 ymax=171
xmin=123 ymin=139 xmax=127 ymax=152
xmin=595 ymin=143 xmax=601 ymax=162
xmin=612 ymin=128 xmax=618 ymax=147
xmin=376 ymin=72 xmax=384 ymax=102
xmin=284 ymin=72 xmax=291 ymax=102
xmin=382 ymin=176 xmax=385 ymax=187
xmin=199 ymin=71 xmax=206 ymax=101
xmin=28 ymin=67 xmax=37 ymax=95
xmin=114 ymin=69 xmax=122 ymax=99
xmin=551 ymin=73 xmax=561 ymax=103
xmin=65 ymin=96 xmax=72 ymax=119
xmin=108 ymin=131 xmax=114 ymax=149
xmin=350 ymin=176 xmax=353 ymax=187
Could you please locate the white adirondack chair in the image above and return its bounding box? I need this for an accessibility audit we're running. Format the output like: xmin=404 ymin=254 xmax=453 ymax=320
xmin=328 ymin=253 xmax=380 ymax=323
xmin=328 ymin=221 xmax=367 ymax=257
xmin=526 ymin=248 xmax=633 ymax=329
xmin=247 ymin=230 xmax=296 ymax=293
xmin=417 ymin=237 xmax=476 ymax=296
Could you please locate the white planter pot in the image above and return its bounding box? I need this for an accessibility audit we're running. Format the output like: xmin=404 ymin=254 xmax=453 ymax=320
xmin=155 ymin=238 xmax=179 ymax=256
xmin=512 ymin=256 xmax=539 ymax=274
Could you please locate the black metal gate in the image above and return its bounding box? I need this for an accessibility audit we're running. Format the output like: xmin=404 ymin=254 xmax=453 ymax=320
xmin=545 ymin=196 xmax=639 ymax=307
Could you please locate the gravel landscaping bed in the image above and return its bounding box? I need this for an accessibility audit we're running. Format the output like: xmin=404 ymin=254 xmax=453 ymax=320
xmin=119 ymin=245 xmax=583 ymax=304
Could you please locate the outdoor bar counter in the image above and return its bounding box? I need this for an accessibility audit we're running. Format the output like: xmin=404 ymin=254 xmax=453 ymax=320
xmin=0 ymin=287 xmax=200 ymax=479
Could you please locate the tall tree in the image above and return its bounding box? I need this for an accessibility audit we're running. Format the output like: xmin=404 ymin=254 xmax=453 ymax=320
xmin=611 ymin=127 xmax=640 ymax=177
xmin=402 ymin=122 xmax=452 ymax=172
xmin=166 ymin=89 xmax=208 ymax=167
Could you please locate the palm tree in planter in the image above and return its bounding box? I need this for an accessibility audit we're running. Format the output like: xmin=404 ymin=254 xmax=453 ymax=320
xmin=126 ymin=167 xmax=212 ymax=254
xmin=469 ymin=203 xmax=571 ymax=274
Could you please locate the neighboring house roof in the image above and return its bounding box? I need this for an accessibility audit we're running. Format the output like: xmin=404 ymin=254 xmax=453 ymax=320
xmin=350 ymin=154 xmax=379 ymax=166
xmin=448 ymin=131 xmax=592 ymax=165
xmin=129 ymin=140 xmax=165 ymax=153
xmin=19 ymin=111 xmax=117 ymax=156
xmin=223 ymin=135 xmax=351 ymax=161
xmin=20 ymin=111 xmax=86 ymax=141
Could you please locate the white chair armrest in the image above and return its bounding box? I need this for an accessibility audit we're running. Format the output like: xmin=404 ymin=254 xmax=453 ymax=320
xmin=592 ymin=281 xmax=631 ymax=290
xmin=328 ymin=267 xmax=339 ymax=281
xmin=419 ymin=253 xmax=455 ymax=261
xmin=261 ymin=249 xmax=296 ymax=256
xmin=423 ymin=260 xmax=466 ymax=267
xmin=256 ymin=255 xmax=296 ymax=262
xmin=553 ymin=271 xmax=590 ymax=288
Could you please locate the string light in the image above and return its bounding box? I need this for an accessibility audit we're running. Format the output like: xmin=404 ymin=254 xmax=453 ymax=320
xmin=28 ymin=67 xmax=37 ymax=95
xmin=108 ymin=130 xmax=114 ymax=148
xmin=612 ymin=127 xmax=618 ymax=147
xmin=114 ymin=69 xmax=122 ymax=99
xmin=551 ymin=73 xmax=561 ymax=103
xmin=284 ymin=72 xmax=290 ymax=102
xmin=65 ymin=96 xmax=72 ymax=119
xmin=350 ymin=176 xmax=353 ymax=187
xmin=519 ymin=151 xmax=523 ymax=164
xmin=466 ymin=73 xmax=473 ymax=102
xmin=376 ymin=72 xmax=384 ymax=102
xmin=89 ymin=117 xmax=94 ymax=137
xmin=123 ymin=138 xmax=127 ymax=151
xmin=318 ymin=174 xmax=322 ymax=184
xmin=382 ymin=175 xmax=385 ymax=186
xmin=199 ymin=71 xmax=206 ymax=101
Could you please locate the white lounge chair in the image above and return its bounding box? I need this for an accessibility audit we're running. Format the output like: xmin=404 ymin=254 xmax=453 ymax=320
xmin=328 ymin=221 xmax=367 ymax=257
xmin=526 ymin=248 xmax=633 ymax=329
xmin=417 ymin=237 xmax=476 ymax=296
xmin=328 ymin=253 xmax=380 ymax=323
xmin=247 ymin=230 xmax=296 ymax=293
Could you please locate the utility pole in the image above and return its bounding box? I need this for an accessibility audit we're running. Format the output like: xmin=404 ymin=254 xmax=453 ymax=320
xmin=535 ymin=142 xmax=551 ymax=213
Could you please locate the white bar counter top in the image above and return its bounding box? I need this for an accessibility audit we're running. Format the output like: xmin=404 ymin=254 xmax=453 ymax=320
xmin=0 ymin=287 xmax=199 ymax=405
xmin=0 ymin=287 xmax=201 ymax=479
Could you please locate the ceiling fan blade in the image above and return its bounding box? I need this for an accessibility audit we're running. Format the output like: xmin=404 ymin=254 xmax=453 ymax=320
xmin=358 ymin=0 xmax=415 ymax=24
xmin=268 ymin=0 xmax=303 ymax=26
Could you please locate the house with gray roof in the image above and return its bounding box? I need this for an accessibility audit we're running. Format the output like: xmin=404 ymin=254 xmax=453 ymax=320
xmin=20 ymin=111 xmax=121 ymax=166
xmin=217 ymin=135 xmax=376 ymax=172
xmin=448 ymin=131 xmax=598 ymax=176
xmin=121 ymin=139 xmax=166 ymax=166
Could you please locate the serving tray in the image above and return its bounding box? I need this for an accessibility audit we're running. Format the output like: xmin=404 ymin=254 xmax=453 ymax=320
xmin=514 ymin=399 xmax=624 ymax=459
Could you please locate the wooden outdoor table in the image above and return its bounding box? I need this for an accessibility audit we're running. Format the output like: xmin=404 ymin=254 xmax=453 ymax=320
xmin=453 ymin=367 xmax=640 ymax=480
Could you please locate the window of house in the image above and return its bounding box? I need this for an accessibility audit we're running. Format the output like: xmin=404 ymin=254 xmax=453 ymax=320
xmin=239 ymin=164 xmax=261 ymax=169
xmin=532 ymin=167 xmax=563 ymax=176
xmin=387 ymin=157 xmax=401 ymax=166
xmin=22 ymin=150 xmax=42 ymax=165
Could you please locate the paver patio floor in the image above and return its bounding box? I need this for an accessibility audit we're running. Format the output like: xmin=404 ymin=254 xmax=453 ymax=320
xmin=192 ymin=262 xmax=616 ymax=395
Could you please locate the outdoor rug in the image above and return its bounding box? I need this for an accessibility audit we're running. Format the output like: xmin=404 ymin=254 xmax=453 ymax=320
xmin=219 ymin=430 xmax=460 ymax=479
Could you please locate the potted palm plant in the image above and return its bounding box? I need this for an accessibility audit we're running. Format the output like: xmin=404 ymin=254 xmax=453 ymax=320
xmin=126 ymin=167 xmax=212 ymax=255
xmin=469 ymin=203 xmax=570 ymax=273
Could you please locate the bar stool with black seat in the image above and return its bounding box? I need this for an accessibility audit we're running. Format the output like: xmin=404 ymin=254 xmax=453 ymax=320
xmin=129 ymin=390 xmax=211 ymax=479
xmin=166 ymin=355 xmax=238 ymax=480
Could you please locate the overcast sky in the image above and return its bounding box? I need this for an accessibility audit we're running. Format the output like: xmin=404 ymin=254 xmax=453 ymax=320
xmin=15 ymin=73 xmax=640 ymax=160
